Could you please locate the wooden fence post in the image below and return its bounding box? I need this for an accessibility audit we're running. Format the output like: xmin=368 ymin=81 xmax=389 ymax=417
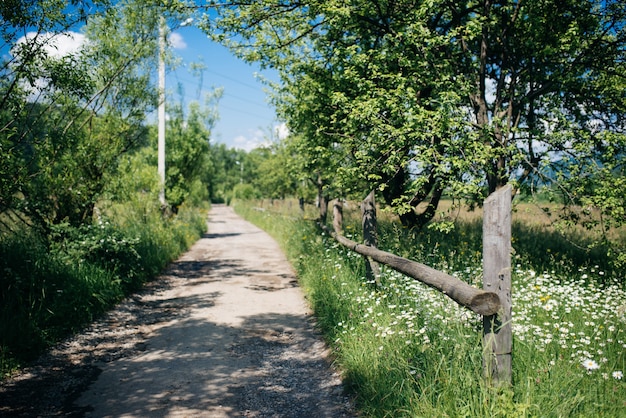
xmin=482 ymin=184 xmax=512 ymax=386
xmin=323 ymin=225 xmax=501 ymax=316
xmin=361 ymin=190 xmax=381 ymax=286
xmin=333 ymin=199 xmax=343 ymax=233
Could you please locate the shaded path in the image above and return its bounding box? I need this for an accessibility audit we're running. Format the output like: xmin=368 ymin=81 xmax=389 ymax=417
xmin=1 ymin=205 xmax=354 ymax=417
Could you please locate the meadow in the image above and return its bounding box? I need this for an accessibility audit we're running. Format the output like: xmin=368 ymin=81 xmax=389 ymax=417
xmin=235 ymin=199 xmax=625 ymax=417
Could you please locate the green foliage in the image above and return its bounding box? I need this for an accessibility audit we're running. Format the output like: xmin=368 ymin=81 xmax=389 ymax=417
xmin=205 ymin=0 xmax=626 ymax=232
xmin=0 ymin=0 xmax=163 ymax=228
xmin=205 ymin=144 xmax=247 ymax=203
xmin=0 ymin=229 xmax=123 ymax=362
xmin=49 ymin=220 xmax=143 ymax=292
xmin=231 ymin=183 xmax=260 ymax=201
xmin=246 ymin=143 xmax=313 ymax=199
xmin=162 ymin=93 xmax=221 ymax=211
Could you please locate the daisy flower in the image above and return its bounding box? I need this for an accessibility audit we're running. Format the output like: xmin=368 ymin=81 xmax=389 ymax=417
xmin=581 ymin=358 xmax=600 ymax=371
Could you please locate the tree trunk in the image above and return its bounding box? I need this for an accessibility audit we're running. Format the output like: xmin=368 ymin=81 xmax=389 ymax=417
xmin=381 ymin=165 xmax=444 ymax=229
xmin=332 ymin=199 xmax=343 ymax=234
xmin=316 ymin=173 xmax=328 ymax=223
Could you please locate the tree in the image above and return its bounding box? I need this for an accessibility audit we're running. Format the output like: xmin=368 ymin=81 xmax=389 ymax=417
xmin=162 ymin=91 xmax=221 ymax=211
xmin=251 ymin=141 xmax=300 ymax=199
xmin=204 ymin=0 xmax=626 ymax=230
xmin=0 ymin=0 xmax=204 ymax=229
xmin=0 ymin=1 xmax=99 ymax=227
xmin=0 ymin=0 xmax=165 ymax=229
xmin=207 ymin=144 xmax=249 ymax=203
xmin=203 ymin=1 xmax=482 ymax=227
xmin=454 ymin=0 xmax=626 ymax=196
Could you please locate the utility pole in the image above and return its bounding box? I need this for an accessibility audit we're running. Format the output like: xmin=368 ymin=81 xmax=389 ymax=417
xmin=158 ymin=15 xmax=166 ymax=207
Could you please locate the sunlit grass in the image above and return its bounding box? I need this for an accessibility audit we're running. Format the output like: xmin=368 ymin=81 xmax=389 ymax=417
xmin=235 ymin=199 xmax=626 ymax=417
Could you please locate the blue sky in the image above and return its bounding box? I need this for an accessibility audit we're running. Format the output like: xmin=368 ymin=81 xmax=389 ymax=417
xmin=167 ymin=25 xmax=285 ymax=151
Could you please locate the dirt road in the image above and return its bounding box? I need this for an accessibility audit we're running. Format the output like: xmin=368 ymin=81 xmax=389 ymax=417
xmin=0 ymin=205 xmax=354 ymax=417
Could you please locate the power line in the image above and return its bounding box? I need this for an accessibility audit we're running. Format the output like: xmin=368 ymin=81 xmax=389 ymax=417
xmin=165 ymin=89 xmax=274 ymax=121
xmin=204 ymin=68 xmax=266 ymax=91
xmin=223 ymin=92 xmax=269 ymax=109
xmin=169 ymin=69 xmax=270 ymax=109
xmin=219 ymin=104 xmax=274 ymax=121
xmin=165 ymin=85 xmax=273 ymax=120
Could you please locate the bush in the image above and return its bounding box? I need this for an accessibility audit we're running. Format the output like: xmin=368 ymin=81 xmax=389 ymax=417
xmin=0 ymin=231 xmax=123 ymax=362
xmin=231 ymin=183 xmax=260 ymax=201
xmin=49 ymin=221 xmax=143 ymax=292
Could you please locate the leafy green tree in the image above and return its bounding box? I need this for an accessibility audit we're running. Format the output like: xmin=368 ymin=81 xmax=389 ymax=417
xmin=0 ymin=0 xmax=169 ymax=229
xmin=453 ymin=0 xmax=626 ymax=194
xmin=163 ymin=91 xmax=221 ymax=211
xmin=252 ymin=141 xmax=303 ymax=200
xmin=203 ymin=1 xmax=479 ymax=227
xmin=1 ymin=1 xmax=98 ymax=227
xmin=204 ymin=0 xmax=626 ymax=231
xmin=207 ymin=144 xmax=249 ymax=203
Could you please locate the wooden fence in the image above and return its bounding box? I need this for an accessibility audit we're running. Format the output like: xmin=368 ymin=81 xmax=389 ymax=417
xmin=326 ymin=185 xmax=512 ymax=386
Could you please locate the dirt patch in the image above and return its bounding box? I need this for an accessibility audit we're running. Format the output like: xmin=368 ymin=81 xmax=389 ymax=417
xmin=0 ymin=205 xmax=355 ymax=417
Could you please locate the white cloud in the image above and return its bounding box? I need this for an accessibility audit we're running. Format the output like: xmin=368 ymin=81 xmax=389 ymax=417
xmin=12 ymin=31 xmax=86 ymax=101
xmin=274 ymin=122 xmax=289 ymax=140
xmin=229 ymin=124 xmax=288 ymax=151
xmin=232 ymin=128 xmax=271 ymax=151
xmin=15 ymin=31 xmax=85 ymax=58
xmin=169 ymin=32 xmax=187 ymax=50
xmin=232 ymin=135 xmax=259 ymax=152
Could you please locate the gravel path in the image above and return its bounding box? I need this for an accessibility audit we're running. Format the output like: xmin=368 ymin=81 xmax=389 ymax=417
xmin=0 ymin=205 xmax=355 ymax=417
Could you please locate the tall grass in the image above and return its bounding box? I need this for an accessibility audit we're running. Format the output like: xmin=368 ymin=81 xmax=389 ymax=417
xmin=0 ymin=201 xmax=207 ymax=377
xmin=234 ymin=199 xmax=626 ymax=417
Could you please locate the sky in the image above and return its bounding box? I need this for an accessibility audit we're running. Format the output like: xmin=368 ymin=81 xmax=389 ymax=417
xmin=6 ymin=22 xmax=285 ymax=152
xmin=166 ymin=25 xmax=286 ymax=151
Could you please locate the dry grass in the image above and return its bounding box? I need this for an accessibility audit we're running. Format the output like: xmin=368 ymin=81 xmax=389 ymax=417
xmin=429 ymin=199 xmax=626 ymax=243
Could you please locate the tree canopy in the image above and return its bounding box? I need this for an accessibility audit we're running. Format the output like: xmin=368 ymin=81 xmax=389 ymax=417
xmin=203 ymin=0 xmax=626 ymax=231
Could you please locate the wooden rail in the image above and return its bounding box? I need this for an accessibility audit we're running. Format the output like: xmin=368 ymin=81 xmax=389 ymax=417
xmin=323 ymin=221 xmax=501 ymax=316
xmin=327 ymin=187 xmax=512 ymax=386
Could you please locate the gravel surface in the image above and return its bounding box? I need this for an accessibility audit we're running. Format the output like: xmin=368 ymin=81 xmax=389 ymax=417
xmin=0 ymin=205 xmax=355 ymax=417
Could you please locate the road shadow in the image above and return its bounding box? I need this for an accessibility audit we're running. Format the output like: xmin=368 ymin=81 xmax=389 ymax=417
xmin=163 ymin=258 xmax=299 ymax=293
xmin=203 ymin=232 xmax=241 ymax=239
xmin=0 ymin=205 xmax=355 ymax=417
xmin=72 ymin=311 xmax=352 ymax=417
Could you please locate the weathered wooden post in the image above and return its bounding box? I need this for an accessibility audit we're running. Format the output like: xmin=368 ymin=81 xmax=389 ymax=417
xmin=317 ymin=173 xmax=328 ymax=223
xmin=482 ymin=184 xmax=512 ymax=386
xmin=333 ymin=199 xmax=343 ymax=233
xmin=361 ymin=190 xmax=381 ymax=285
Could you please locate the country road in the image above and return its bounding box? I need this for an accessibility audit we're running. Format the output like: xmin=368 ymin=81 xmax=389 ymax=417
xmin=0 ymin=205 xmax=355 ymax=417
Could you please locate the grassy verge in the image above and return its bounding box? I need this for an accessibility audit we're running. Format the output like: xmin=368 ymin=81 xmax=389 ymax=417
xmin=0 ymin=202 xmax=207 ymax=377
xmin=234 ymin=199 xmax=626 ymax=417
